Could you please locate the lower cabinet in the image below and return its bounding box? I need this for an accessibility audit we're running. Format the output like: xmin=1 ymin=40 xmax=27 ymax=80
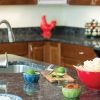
xmin=61 ymin=43 xmax=96 ymax=67
xmin=28 ymin=41 xmax=61 ymax=65
xmin=28 ymin=41 xmax=44 ymax=61
xmin=28 ymin=41 xmax=96 ymax=67
xmin=43 ymin=41 xmax=61 ymax=65
xmin=0 ymin=41 xmax=96 ymax=67
xmin=0 ymin=42 xmax=28 ymax=57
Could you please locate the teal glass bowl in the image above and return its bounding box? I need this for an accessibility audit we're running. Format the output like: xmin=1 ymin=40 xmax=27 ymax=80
xmin=23 ymin=73 xmax=40 ymax=84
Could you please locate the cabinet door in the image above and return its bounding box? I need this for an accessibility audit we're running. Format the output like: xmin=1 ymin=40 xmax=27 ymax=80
xmin=0 ymin=42 xmax=28 ymax=57
xmin=61 ymin=43 xmax=96 ymax=67
xmin=28 ymin=42 xmax=44 ymax=61
xmin=68 ymin=0 xmax=92 ymax=5
xmin=96 ymin=0 xmax=100 ymax=5
xmin=0 ymin=0 xmax=37 ymax=5
xmin=44 ymin=41 xmax=61 ymax=65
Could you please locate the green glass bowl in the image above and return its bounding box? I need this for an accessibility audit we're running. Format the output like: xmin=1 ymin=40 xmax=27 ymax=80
xmin=62 ymin=86 xmax=81 ymax=98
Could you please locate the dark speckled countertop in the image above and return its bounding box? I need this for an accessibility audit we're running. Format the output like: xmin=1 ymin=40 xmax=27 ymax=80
xmin=0 ymin=68 xmax=99 ymax=100
xmin=0 ymin=69 xmax=94 ymax=100
xmin=0 ymin=26 xmax=100 ymax=50
xmin=0 ymin=55 xmax=99 ymax=100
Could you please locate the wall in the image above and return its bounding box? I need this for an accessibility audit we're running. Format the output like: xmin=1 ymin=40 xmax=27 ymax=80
xmin=0 ymin=5 xmax=64 ymax=28
xmin=0 ymin=5 xmax=100 ymax=28
xmin=62 ymin=5 xmax=100 ymax=28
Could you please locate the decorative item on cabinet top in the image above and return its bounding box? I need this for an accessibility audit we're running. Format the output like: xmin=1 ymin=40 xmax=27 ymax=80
xmin=84 ymin=19 xmax=100 ymax=38
xmin=38 ymin=0 xmax=67 ymax=5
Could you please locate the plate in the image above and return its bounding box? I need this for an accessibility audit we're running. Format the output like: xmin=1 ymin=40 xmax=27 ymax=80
xmin=0 ymin=93 xmax=22 ymax=100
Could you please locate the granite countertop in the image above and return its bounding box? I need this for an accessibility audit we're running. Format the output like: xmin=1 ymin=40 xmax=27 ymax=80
xmin=0 ymin=67 xmax=99 ymax=100
xmin=0 ymin=68 xmax=83 ymax=100
xmin=0 ymin=26 xmax=100 ymax=50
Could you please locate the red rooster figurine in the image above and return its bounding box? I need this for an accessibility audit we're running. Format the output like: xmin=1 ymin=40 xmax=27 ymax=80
xmin=40 ymin=15 xmax=56 ymax=39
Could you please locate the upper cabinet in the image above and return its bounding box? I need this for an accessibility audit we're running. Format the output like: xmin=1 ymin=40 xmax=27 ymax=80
xmin=96 ymin=0 xmax=100 ymax=5
xmin=0 ymin=0 xmax=37 ymax=5
xmin=38 ymin=0 xmax=67 ymax=5
xmin=67 ymin=0 xmax=100 ymax=5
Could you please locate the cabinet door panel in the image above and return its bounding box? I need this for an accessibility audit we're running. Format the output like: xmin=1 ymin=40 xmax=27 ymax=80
xmin=44 ymin=42 xmax=61 ymax=65
xmin=28 ymin=42 xmax=44 ymax=61
xmin=0 ymin=0 xmax=37 ymax=5
xmin=61 ymin=57 xmax=81 ymax=67
xmin=49 ymin=45 xmax=61 ymax=65
xmin=96 ymin=0 xmax=100 ymax=5
xmin=31 ymin=47 xmax=43 ymax=61
xmin=43 ymin=42 xmax=50 ymax=63
xmin=61 ymin=43 xmax=96 ymax=67
xmin=0 ymin=42 xmax=28 ymax=57
xmin=68 ymin=0 xmax=91 ymax=5
xmin=62 ymin=43 xmax=96 ymax=60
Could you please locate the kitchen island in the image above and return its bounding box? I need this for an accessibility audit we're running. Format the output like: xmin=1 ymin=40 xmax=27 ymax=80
xmin=0 ymin=73 xmax=64 ymax=100
xmin=0 ymin=54 xmax=99 ymax=100
xmin=0 ymin=61 xmax=100 ymax=100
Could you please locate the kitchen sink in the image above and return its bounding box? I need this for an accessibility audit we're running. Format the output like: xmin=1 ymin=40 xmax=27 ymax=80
xmin=0 ymin=61 xmax=46 ymax=73
xmin=0 ymin=54 xmax=47 ymax=73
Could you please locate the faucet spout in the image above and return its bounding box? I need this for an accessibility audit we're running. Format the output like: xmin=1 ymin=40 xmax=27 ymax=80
xmin=0 ymin=20 xmax=15 ymax=42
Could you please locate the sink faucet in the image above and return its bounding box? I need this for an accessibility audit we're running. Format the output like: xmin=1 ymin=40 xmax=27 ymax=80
xmin=0 ymin=20 xmax=15 ymax=42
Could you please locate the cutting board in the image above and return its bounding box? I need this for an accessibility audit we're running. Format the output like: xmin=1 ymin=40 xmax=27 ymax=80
xmin=41 ymin=71 xmax=75 ymax=83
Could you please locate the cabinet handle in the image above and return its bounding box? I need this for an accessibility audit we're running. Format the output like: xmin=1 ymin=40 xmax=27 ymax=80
xmin=79 ymin=52 xmax=84 ymax=55
xmin=30 ymin=45 xmax=33 ymax=51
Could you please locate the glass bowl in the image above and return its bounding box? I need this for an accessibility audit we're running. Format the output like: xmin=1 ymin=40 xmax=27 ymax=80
xmin=62 ymin=83 xmax=81 ymax=98
xmin=23 ymin=72 xmax=40 ymax=84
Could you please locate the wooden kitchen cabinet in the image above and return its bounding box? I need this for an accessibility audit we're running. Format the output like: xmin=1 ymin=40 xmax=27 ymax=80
xmin=28 ymin=41 xmax=61 ymax=65
xmin=0 ymin=41 xmax=97 ymax=67
xmin=28 ymin=41 xmax=44 ymax=62
xmin=61 ymin=43 xmax=96 ymax=67
xmin=43 ymin=41 xmax=61 ymax=65
xmin=68 ymin=0 xmax=91 ymax=5
xmin=96 ymin=0 xmax=100 ymax=5
xmin=68 ymin=0 xmax=100 ymax=5
xmin=27 ymin=41 xmax=97 ymax=67
xmin=0 ymin=42 xmax=28 ymax=57
xmin=0 ymin=0 xmax=37 ymax=5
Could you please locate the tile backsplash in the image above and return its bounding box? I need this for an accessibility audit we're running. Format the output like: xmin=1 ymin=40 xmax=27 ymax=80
xmin=0 ymin=26 xmax=85 ymax=42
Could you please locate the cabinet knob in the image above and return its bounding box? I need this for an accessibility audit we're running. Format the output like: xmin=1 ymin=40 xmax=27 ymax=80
xmin=79 ymin=51 xmax=84 ymax=55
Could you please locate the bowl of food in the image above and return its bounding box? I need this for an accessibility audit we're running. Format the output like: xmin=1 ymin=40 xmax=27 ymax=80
xmin=23 ymin=69 xmax=40 ymax=84
xmin=62 ymin=83 xmax=81 ymax=98
xmin=74 ymin=58 xmax=100 ymax=90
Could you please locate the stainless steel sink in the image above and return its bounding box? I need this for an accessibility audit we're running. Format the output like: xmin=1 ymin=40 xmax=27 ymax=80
xmin=0 ymin=61 xmax=46 ymax=73
xmin=0 ymin=54 xmax=47 ymax=73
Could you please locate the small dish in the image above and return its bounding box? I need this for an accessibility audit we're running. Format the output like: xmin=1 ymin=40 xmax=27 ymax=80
xmin=62 ymin=83 xmax=81 ymax=98
xmin=23 ymin=72 xmax=40 ymax=83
